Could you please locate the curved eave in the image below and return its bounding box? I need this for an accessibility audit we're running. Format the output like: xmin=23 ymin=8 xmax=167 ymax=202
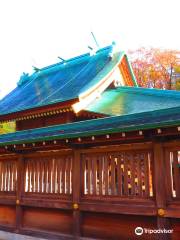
xmin=72 ymin=51 xmax=138 ymax=113
xmin=72 ymin=52 xmax=124 ymax=113
xmin=124 ymin=55 xmax=138 ymax=87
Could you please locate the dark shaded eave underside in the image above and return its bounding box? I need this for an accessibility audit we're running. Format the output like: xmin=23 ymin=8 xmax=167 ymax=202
xmin=0 ymin=106 xmax=180 ymax=146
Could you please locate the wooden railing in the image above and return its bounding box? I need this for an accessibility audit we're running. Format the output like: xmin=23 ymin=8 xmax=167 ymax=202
xmin=24 ymin=155 xmax=72 ymax=194
xmin=81 ymin=151 xmax=153 ymax=198
xmin=0 ymin=142 xmax=179 ymax=239
xmin=0 ymin=159 xmax=17 ymax=193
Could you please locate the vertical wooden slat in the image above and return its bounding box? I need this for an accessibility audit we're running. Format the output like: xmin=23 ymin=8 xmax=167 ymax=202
xmin=81 ymin=156 xmax=86 ymax=195
xmin=61 ymin=156 xmax=65 ymax=194
xmin=136 ymin=153 xmax=142 ymax=196
xmin=32 ymin=160 xmax=35 ymax=192
xmin=27 ymin=161 xmax=30 ymax=192
xmin=13 ymin=161 xmax=17 ymax=192
xmin=124 ymin=153 xmax=129 ymax=196
xmin=24 ymin=161 xmax=27 ymax=193
xmin=51 ymin=158 xmax=56 ymax=193
xmin=57 ymin=157 xmax=61 ymax=194
xmin=70 ymin=157 xmax=73 ymax=194
xmin=99 ymin=156 xmax=103 ymax=196
xmin=165 ymin=150 xmax=172 ymax=200
xmin=173 ymin=151 xmax=180 ymax=198
xmin=27 ymin=162 xmax=30 ymax=192
xmin=8 ymin=163 xmax=10 ymax=191
xmin=8 ymin=163 xmax=11 ymax=191
xmin=44 ymin=159 xmax=47 ymax=193
xmin=55 ymin=159 xmax=58 ymax=193
xmin=41 ymin=160 xmax=45 ymax=193
xmin=144 ymin=152 xmax=150 ymax=197
xmin=5 ymin=163 xmax=7 ymax=191
xmin=87 ymin=157 xmax=91 ymax=195
xmin=129 ymin=154 xmax=135 ymax=196
xmin=64 ymin=158 xmax=67 ymax=194
xmin=92 ymin=156 xmax=96 ymax=195
xmin=29 ymin=160 xmax=33 ymax=192
xmin=39 ymin=160 xmax=43 ymax=193
xmin=104 ymin=156 xmax=109 ymax=195
xmin=55 ymin=158 xmax=58 ymax=193
xmin=48 ymin=158 xmax=51 ymax=193
xmin=3 ymin=163 xmax=5 ymax=191
xmin=6 ymin=162 xmax=9 ymax=191
xmin=5 ymin=162 xmax=8 ymax=191
xmin=66 ymin=157 xmax=71 ymax=194
xmin=117 ymin=155 xmax=122 ymax=195
xmin=111 ymin=155 xmax=116 ymax=195
xmin=34 ymin=160 xmax=38 ymax=193
xmin=9 ymin=162 xmax=12 ymax=191
xmin=6 ymin=163 xmax=9 ymax=191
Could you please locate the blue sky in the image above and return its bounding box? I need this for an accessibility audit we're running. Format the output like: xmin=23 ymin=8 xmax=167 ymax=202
xmin=0 ymin=0 xmax=179 ymax=99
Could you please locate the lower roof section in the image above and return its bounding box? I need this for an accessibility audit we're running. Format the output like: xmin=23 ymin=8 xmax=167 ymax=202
xmin=85 ymin=86 xmax=180 ymax=116
xmin=0 ymin=106 xmax=180 ymax=146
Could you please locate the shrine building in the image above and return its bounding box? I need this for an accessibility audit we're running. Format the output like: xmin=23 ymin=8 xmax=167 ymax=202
xmin=0 ymin=44 xmax=179 ymax=239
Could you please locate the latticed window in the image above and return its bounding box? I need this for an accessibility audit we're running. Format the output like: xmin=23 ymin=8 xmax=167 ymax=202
xmin=0 ymin=160 xmax=17 ymax=192
xmin=82 ymin=151 xmax=153 ymax=198
xmin=24 ymin=155 xmax=72 ymax=194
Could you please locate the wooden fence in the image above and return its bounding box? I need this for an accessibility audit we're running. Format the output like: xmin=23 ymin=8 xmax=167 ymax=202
xmin=0 ymin=141 xmax=179 ymax=239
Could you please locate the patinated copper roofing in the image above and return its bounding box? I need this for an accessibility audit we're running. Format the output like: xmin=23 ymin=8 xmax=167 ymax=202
xmin=85 ymin=86 xmax=180 ymax=116
xmin=0 ymin=104 xmax=180 ymax=146
xmin=0 ymin=45 xmax=137 ymax=116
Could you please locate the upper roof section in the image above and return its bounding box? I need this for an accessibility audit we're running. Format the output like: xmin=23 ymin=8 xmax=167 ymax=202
xmin=0 ymin=44 xmax=137 ymax=121
xmin=85 ymin=86 xmax=180 ymax=116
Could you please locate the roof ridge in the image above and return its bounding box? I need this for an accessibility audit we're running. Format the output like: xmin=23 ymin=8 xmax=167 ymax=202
xmin=28 ymin=45 xmax=114 ymax=76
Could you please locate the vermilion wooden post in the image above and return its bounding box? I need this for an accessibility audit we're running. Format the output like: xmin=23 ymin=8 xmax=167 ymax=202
xmin=15 ymin=155 xmax=24 ymax=232
xmin=73 ymin=149 xmax=81 ymax=238
xmin=153 ymin=142 xmax=171 ymax=240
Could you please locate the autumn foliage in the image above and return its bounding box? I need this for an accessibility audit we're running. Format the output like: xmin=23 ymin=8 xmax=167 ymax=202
xmin=128 ymin=48 xmax=180 ymax=89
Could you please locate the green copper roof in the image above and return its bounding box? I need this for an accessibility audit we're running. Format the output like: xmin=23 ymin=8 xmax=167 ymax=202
xmin=0 ymin=45 xmax=136 ymax=116
xmin=0 ymin=106 xmax=180 ymax=146
xmin=0 ymin=46 xmax=113 ymax=115
xmin=85 ymin=86 xmax=180 ymax=116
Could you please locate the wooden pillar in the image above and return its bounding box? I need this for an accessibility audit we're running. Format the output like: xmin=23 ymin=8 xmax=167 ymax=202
xmin=72 ymin=150 xmax=81 ymax=238
xmin=153 ymin=142 xmax=171 ymax=240
xmin=15 ymin=155 xmax=24 ymax=232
